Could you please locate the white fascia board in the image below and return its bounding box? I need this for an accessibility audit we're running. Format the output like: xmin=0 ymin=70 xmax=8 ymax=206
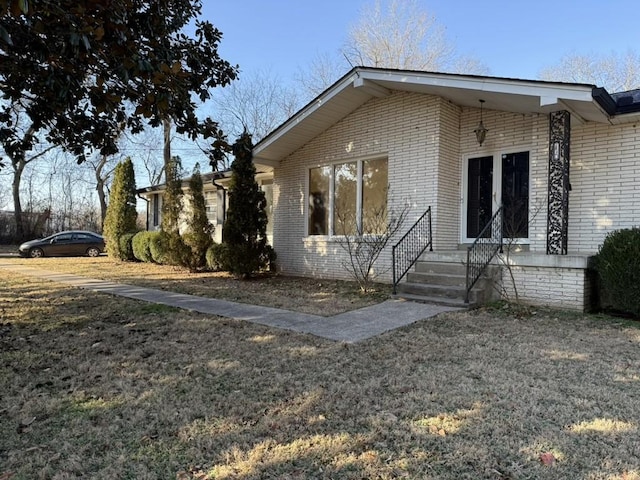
xmin=353 ymin=77 xmax=391 ymax=97
xmin=253 ymin=72 xmax=361 ymax=158
xmin=358 ymin=70 xmax=595 ymax=103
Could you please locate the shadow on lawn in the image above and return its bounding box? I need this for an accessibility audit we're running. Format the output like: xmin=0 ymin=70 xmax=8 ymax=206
xmin=2 ymin=276 xmax=640 ymax=479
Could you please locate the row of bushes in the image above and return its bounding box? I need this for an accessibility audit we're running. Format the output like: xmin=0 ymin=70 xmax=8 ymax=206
xmin=115 ymin=230 xmax=276 ymax=273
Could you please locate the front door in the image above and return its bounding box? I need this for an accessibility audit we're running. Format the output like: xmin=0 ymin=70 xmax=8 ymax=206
xmin=463 ymin=151 xmax=529 ymax=242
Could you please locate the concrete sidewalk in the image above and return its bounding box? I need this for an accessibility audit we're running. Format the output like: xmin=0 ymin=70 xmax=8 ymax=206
xmin=0 ymin=262 xmax=461 ymax=343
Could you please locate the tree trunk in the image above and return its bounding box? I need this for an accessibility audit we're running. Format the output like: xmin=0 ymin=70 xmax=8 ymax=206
xmin=163 ymin=117 xmax=171 ymax=170
xmin=95 ymin=154 xmax=109 ymax=229
xmin=11 ymin=157 xmax=25 ymax=241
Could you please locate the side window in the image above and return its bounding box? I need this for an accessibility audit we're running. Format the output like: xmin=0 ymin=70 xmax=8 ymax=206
xmin=308 ymin=166 xmax=331 ymax=235
xmin=153 ymin=193 xmax=160 ymax=227
xmin=55 ymin=233 xmax=73 ymax=242
xmin=307 ymin=158 xmax=388 ymax=236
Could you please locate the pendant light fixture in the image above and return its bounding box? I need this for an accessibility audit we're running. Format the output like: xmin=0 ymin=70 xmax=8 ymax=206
xmin=474 ymin=99 xmax=488 ymax=146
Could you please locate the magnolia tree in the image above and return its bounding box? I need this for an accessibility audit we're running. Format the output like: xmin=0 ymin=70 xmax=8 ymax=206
xmin=1 ymin=0 xmax=237 ymax=237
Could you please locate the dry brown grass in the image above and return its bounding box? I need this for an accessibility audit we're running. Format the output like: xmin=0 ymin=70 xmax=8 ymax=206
xmin=2 ymin=254 xmax=389 ymax=316
xmin=1 ymin=267 xmax=640 ymax=479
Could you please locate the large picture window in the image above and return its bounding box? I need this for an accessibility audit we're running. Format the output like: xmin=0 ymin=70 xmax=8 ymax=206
xmin=308 ymin=158 xmax=388 ymax=236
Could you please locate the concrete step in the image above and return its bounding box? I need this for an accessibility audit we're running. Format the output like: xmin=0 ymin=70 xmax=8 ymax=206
xmin=392 ymin=292 xmax=474 ymax=309
xmin=414 ymin=261 xmax=467 ymax=276
xmin=406 ymin=271 xmax=494 ymax=289
xmin=396 ymin=251 xmax=499 ymax=308
xmin=396 ymin=282 xmax=483 ymax=304
xmin=406 ymin=271 xmax=466 ymax=287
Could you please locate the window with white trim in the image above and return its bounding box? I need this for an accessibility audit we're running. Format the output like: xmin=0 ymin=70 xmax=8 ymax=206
xmin=204 ymin=190 xmax=217 ymax=224
xmin=308 ymin=157 xmax=388 ymax=236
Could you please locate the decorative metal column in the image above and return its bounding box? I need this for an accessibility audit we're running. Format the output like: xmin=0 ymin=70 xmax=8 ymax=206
xmin=547 ymin=110 xmax=571 ymax=255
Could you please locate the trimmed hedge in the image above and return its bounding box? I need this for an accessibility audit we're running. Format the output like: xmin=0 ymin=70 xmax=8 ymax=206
xmin=149 ymin=231 xmax=170 ymax=265
xmin=205 ymin=243 xmax=230 ymax=271
xmin=596 ymin=227 xmax=640 ymax=317
xmin=132 ymin=231 xmax=155 ymax=263
xmin=118 ymin=232 xmax=137 ymax=261
xmin=206 ymin=242 xmax=276 ymax=274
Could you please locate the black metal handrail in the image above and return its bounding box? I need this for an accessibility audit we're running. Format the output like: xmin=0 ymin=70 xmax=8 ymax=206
xmin=465 ymin=206 xmax=503 ymax=303
xmin=392 ymin=206 xmax=432 ymax=293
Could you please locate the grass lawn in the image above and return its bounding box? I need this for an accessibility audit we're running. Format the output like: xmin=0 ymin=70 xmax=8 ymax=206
xmin=1 ymin=254 xmax=389 ymax=316
xmin=1 ymin=257 xmax=639 ymax=479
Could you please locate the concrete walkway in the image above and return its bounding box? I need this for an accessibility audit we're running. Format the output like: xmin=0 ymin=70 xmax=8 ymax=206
xmin=0 ymin=262 xmax=461 ymax=343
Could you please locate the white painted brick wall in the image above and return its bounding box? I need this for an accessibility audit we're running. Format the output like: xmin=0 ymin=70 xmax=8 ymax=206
xmin=273 ymin=93 xmax=557 ymax=280
xmin=458 ymin=107 xmax=547 ymax=251
xmin=272 ymin=90 xmax=639 ymax=290
xmin=273 ymin=91 xmax=443 ymax=280
xmin=500 ymin=265 xmax=588 ymax=311
xmin=434 ymin=100 xmax=461 ymax=248
xmin=570 ymin=122 xmax=640 ymax=252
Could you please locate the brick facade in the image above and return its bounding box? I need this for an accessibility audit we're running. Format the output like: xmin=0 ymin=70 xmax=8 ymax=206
xmin=271 ymin=88 xmax=639 ymax=311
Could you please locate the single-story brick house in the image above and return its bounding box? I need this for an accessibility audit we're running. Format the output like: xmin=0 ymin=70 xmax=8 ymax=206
xmin=141 ymin=67 xmax=640 ymax=311
xmin=138 ymin=170 xmax=274 ymax=245
xmin=248 ymin=67 xmax=640 ymax=311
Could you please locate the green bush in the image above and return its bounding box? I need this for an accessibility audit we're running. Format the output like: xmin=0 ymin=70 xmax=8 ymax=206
xmin=596 ymin=227 xmax=640 ymax=316
xmin=205 ymin=243 xmax=230 ymax=271
xmin=118 ymin=232 xmax=137 ymax=261
xmin=132 ymin=231 xmax=154 ymax=263
xmin=103 ymin=158 xmax=138 ymax=259
xmin=183 ymin=164 xmax=214 ymax=271
xmin=222 ymin=133 xmax=272 ymax=277
xmin=149 ymin=231 xmax=170 ymax=264
xmin=205 ymin=242 xmax=276 ymax=274
xmin=261 ymin=245 xmax=277 ymax=273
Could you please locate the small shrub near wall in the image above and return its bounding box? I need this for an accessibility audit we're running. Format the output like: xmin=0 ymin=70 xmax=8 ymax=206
xmin=595 ymin=227 xmax=640 ymax=317
xmin=206 ymin=243 xmax=230 ymax=271
xmin=149 ymin=232 xmax=170 ymax=264
xmin=132 ymin=231 xmax=156 ymax=263
xmin=118 ymin=233 xmax=137 ymax=261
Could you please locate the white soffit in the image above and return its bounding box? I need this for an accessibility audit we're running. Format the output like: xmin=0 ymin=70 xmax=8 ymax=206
xmin=253 ymin=68 xmax=610 ymax=167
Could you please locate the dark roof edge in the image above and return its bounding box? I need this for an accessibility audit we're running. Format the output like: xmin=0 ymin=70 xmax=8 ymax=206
xmin=592 ymin=87 xmax=617 ymax=116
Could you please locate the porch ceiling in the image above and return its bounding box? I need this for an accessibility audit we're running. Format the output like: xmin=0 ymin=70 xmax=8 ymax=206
xmin=252 ymin=67 xmax=613 ymax=169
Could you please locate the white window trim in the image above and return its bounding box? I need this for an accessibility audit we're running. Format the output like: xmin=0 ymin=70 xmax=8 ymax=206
xmin=461 ymin=146 xmax=532 ymax=244
xmin=306 ymin=154 xmax=387 ymax=238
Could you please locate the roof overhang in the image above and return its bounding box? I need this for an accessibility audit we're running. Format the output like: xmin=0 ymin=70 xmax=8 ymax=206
xmin=253 ymin=67 xmax=616 ymax=169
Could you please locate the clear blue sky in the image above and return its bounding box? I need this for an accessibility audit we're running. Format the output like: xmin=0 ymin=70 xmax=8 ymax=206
xmin=205 ymin=0 xmax=640 ymax=82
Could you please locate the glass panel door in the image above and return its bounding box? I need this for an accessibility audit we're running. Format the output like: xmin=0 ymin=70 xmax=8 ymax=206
xmin=466 ymin=156 xmax=493 ymax=238
xmin=501 ymin=152 xmax=529 ymax=238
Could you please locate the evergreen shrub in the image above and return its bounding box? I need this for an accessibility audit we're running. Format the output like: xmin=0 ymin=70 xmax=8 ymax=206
xmin=183 ymin=164 xmax=214 ymax=271
xmin=118 ymin=233 xmax=137 ymax=261
xmin=132 ymin=231 xmax=155 ymax=263
xmin=596 ymin=227 xmax=640 ymax=316
xmin=206 ymin=243 xmax=230 ymax=271
xmin=149 ymin=231 xmax=170 ymax=264
xmin=221 ymin=132 xmax=273 ymax=277
xmin=103 ymin=158 xmax=137 ymax=260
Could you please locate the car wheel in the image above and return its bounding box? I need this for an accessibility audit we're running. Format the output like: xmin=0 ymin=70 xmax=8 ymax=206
xmin=86 ymin=247 xmax=101 ymax=257
xmin=29 ymin=248 xmax=44 ymax=258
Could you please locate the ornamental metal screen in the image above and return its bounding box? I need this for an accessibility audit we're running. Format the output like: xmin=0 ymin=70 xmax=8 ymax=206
xmin=547 ymin=110 xmax=571 ymax=255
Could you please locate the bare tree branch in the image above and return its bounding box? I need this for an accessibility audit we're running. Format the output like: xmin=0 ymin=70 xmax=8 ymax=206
xmin=539 ymin=50 xmax=640 ymax=92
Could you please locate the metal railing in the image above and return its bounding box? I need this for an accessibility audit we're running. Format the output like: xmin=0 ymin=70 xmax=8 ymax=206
xmin=465 ymin=206 xmax=503 ymax=303
xmin=392 ymin=207 xmax=432 ymax=293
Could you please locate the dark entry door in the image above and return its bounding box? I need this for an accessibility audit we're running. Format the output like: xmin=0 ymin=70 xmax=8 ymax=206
xmin=501 ymin=152 xmax=529 ymax=238
xmin=467 ymin=156 xmax=493 ymax=238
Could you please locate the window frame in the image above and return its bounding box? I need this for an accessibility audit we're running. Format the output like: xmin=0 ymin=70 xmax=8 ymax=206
xmin=306 ymin=155 xmax=388 ymax=237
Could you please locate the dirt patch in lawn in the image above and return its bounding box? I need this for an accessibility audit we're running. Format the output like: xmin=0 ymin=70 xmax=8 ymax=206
xmin=2 ymin=273 xmax=640 ymax=479
xmin=3 ymin=255 xmax=390 ymax=316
